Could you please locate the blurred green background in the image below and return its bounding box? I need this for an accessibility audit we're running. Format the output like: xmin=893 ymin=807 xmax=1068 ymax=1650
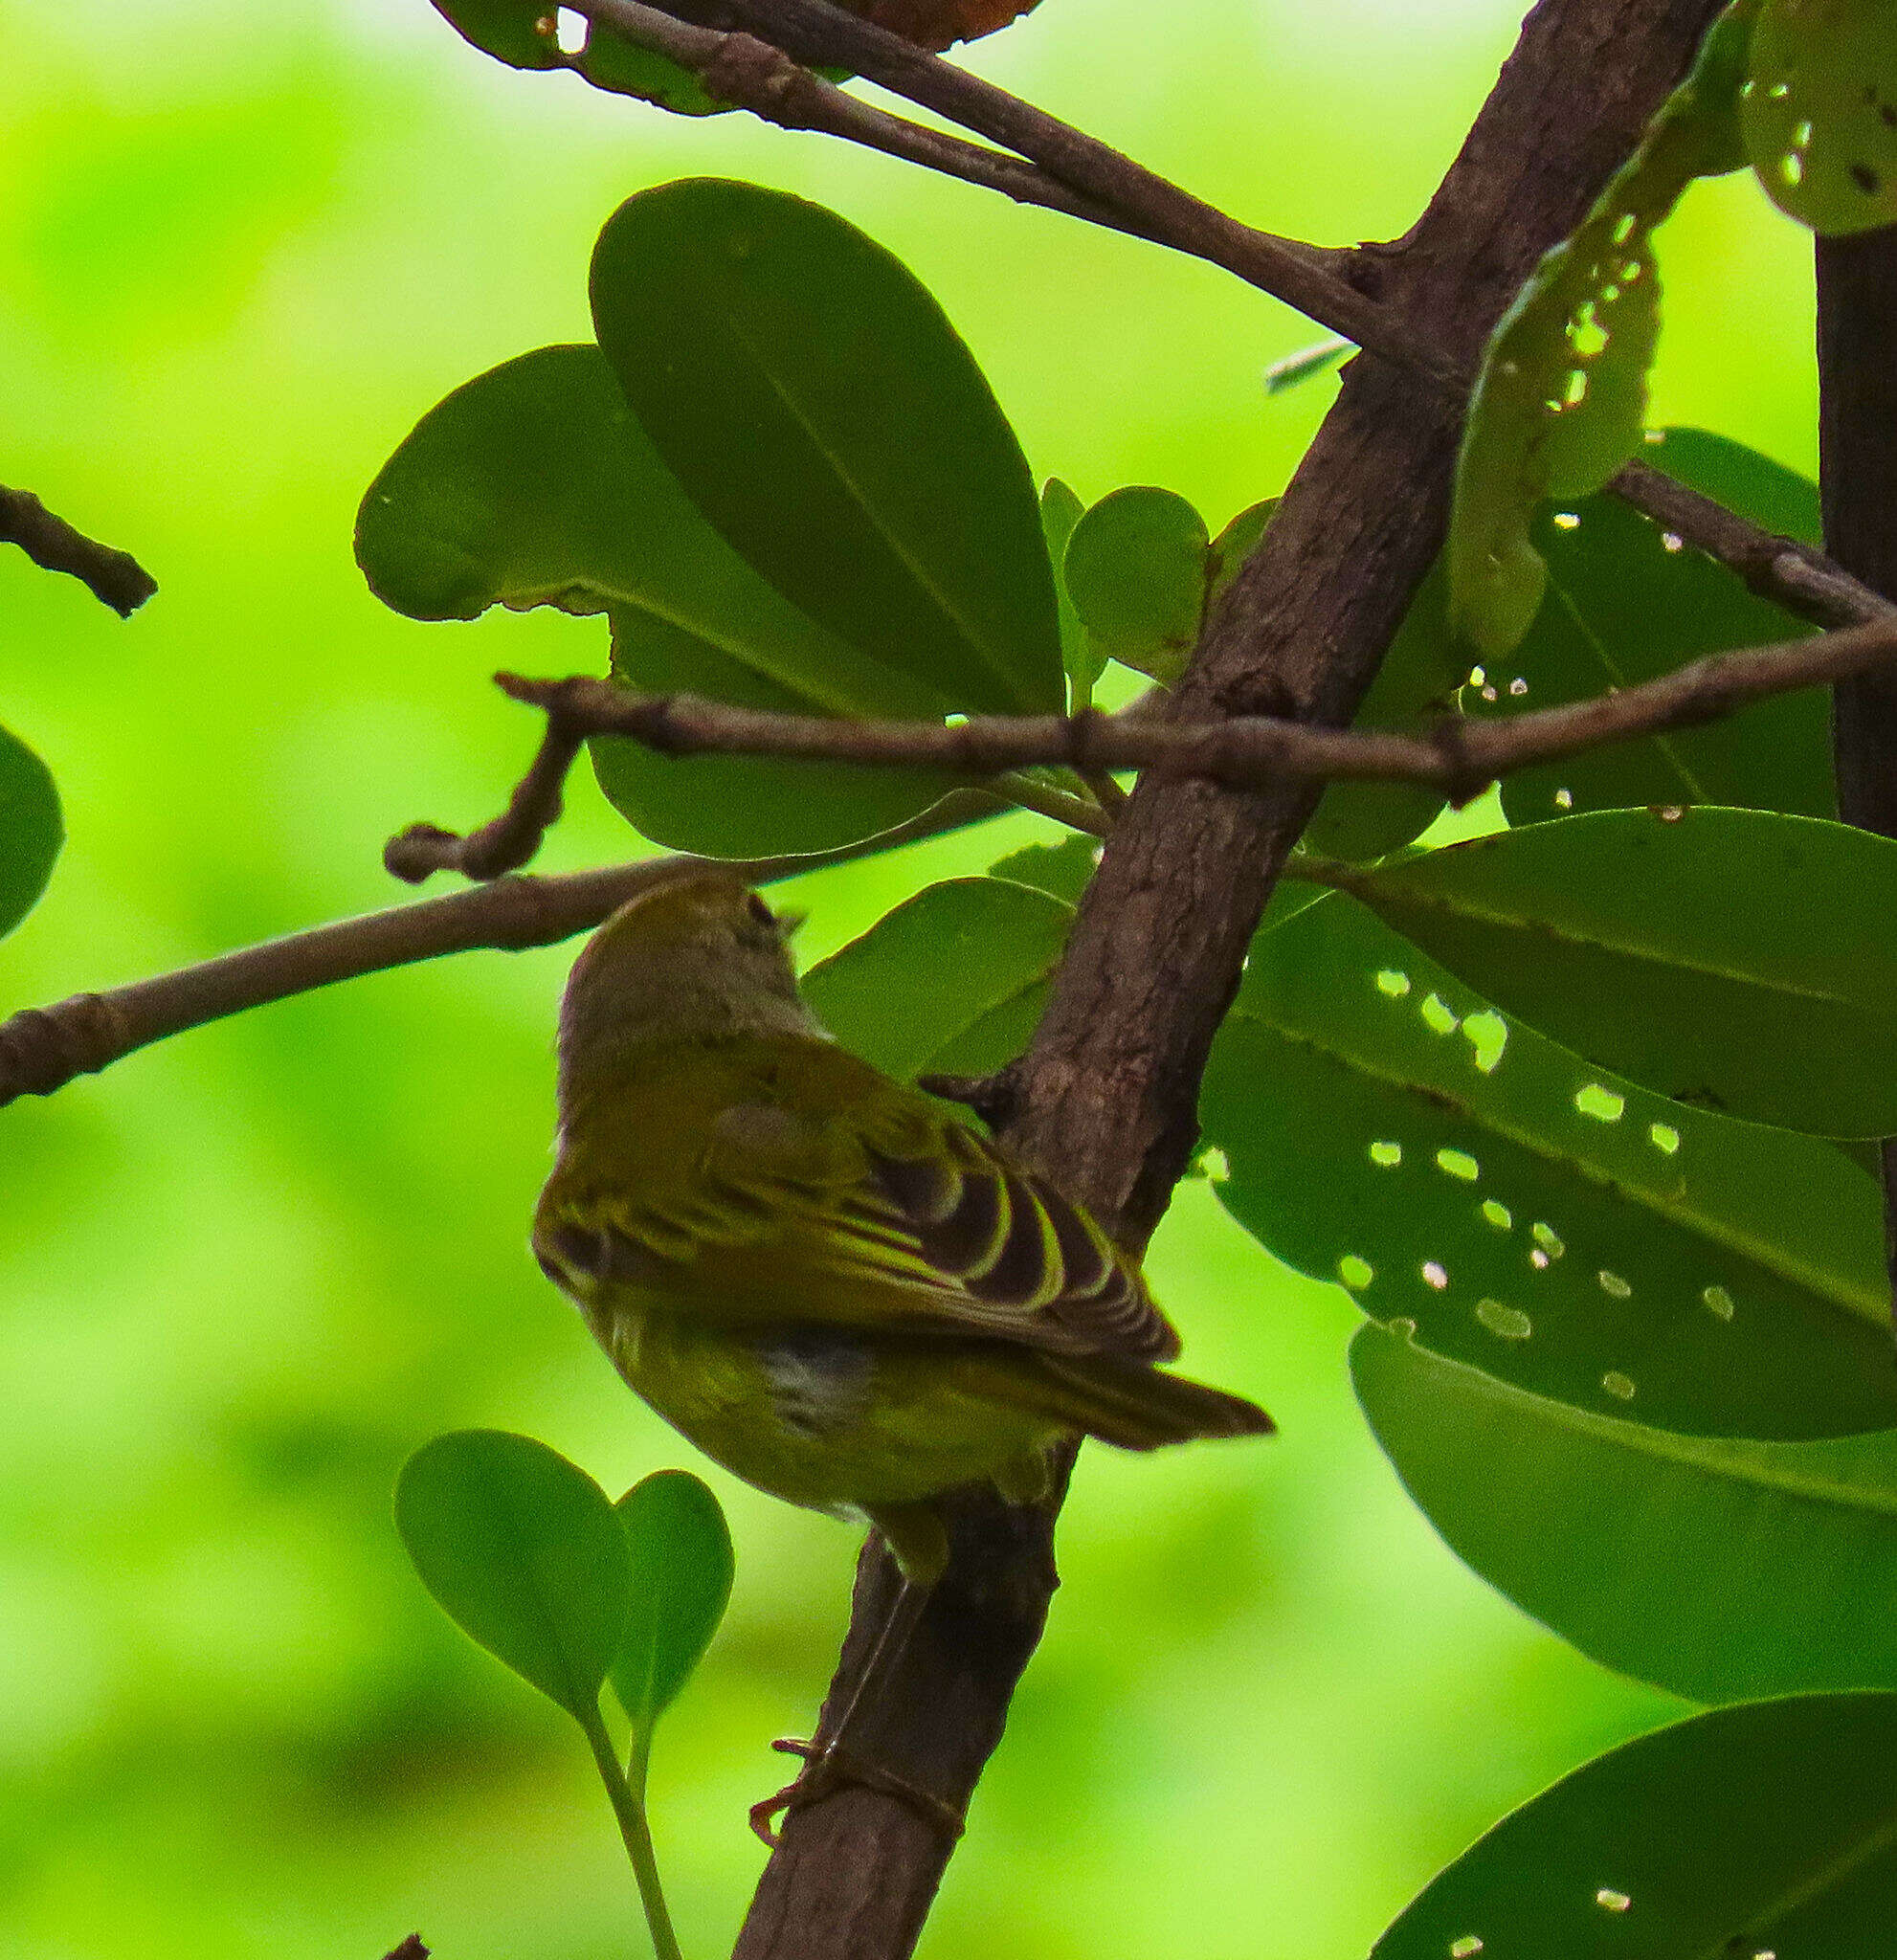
xmin=0 ymin=4 xmax=1818 ymax=1955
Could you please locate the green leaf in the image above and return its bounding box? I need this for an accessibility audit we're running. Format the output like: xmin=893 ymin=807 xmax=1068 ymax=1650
xmin=1039 ymin=478 xmax=1097 ymax=709
xmin=1337 ymin=807 xmax=1897 ymax=1136
xmin=1744 ymin=0 xmax=1897 ymax=234
xmin=1373 ymin=1690 xmax=1897 ymax=1954
xmin=609 ymin=1471 xmax=733 ymax=1749
xmin=803 ymin=877 xmax=1073 ymax=1081
xmin=1448 ymin=4 xmax=1759 ymax=657
xmin=1302 ymin=553 xmax=1464 ymax=863
xmin=1356 ymin=1322 xmax=1897 ymax=1702
xmin=1199 ymin=894 xmax=1897 ymax=1440
xmin=1643 ymin=423 xmax=1823 ymax=546
xmin=1205 ymin=498 xmax=1275 ymax=614
xmin=0 ymin=723 xmax=62 ymax=940
xmin=591 ymin=179 xmax=1063 ymax=718
xmin=1467 ymin=485 xmax=1832 ymax=827
xmin=355 ymin=344 xmax=959 ymax=857
xmin=988 ymin=832 xmax=1098 ymax=905
xmin=1063 ymin=485 xmax=1209 ymax=687
xmin=426 ymin=1 xmax=726 ymax=117
xmin=394 ymin=1431 xmax=631 ymax=1722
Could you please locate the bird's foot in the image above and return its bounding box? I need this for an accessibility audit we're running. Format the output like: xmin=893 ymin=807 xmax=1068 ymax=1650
xmin=748 ymin=1736 xmax=966 ymax=1847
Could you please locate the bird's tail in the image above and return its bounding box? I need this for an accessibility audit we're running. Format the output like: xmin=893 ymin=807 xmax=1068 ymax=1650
xmin=1025 ymin=1352 xmax=1274 ymax=1451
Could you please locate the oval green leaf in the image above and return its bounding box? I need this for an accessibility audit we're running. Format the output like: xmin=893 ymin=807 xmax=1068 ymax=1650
xmin=355 ymin=343 xmax=960 ymax=856
xmin=0 ymin=724 xmax=62 ymax=940
xmin=1063 ymin=485 xmax=1209 ymax=687
xmin=1356 ymin=1321 xmax=1897 ymax=1703
xmin=1340 ymin=807 xmax=1897 ymax=1136
xmin=590 ymin=179 xmax=1063 ymax=718
xmin=1744 ymin=0 xmax=1897 ymax=235
xmin=394 ymin=1430 xmax=631 ymax=1722
xmin=1373 ymin=1689 xmax=1897 ymax=1956
xmin=1448 ymin=9 xmax=1754 ymax=657
xmin=610 ymin=1470 xmax=733 ymax=1748
xmin=1200 ymin=894 xmax=1897 ymax=1439
xmin=803 ymin=876 xmax=1073 ymax=1082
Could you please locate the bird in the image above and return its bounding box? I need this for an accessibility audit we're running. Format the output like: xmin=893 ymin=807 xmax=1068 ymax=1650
xmin=532 ymin=865 xmax=1273 ymax=1831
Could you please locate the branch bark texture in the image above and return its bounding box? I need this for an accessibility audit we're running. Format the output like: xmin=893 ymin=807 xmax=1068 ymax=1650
xmin=1817 ymin=228 xmax=1897 ymax=1324
xmin=733 ymin=5 xmax=1734 ymax=1957
xmin=0 ymin=483 xmax=156 ymax=615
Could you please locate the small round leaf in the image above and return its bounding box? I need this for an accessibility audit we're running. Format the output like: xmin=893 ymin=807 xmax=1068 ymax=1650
xmin=395 ymin=1430 xmax=631 ymax=1721
xmin=609 ymin=1471 xmax=734 ymax=1743
xmin=0 ymin=724 xmax=62 ymax=941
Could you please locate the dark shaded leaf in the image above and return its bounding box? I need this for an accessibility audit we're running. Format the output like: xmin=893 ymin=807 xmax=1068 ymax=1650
xmin=1357 ymin=1322 xmax=1897 ymax=1704
xmin=1373 ymin=1689 xmax=1897 ymax=1954
xmin=0 ymin=723 xmax=61 ymax=940
xmin=591 ymin=180 xmax=1062 ymax=718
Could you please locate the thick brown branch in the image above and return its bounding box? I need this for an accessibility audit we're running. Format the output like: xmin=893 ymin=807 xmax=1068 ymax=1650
xmin=479 ymin=621 xmax=1897 ymax=811
xmin=0 ymin=792 xmax=1004 ymax=1110
xmin=0 ymin=483 xmax=156 ymax=616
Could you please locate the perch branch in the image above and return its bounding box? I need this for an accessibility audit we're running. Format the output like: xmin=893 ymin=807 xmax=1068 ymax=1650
xmin=432 ymin=620 xmax=1897 ymax=830
xmin=0 ymin=792 xmax=1008 ymax=1111
xmin=0 ymin=483 xmax=156 ymax=616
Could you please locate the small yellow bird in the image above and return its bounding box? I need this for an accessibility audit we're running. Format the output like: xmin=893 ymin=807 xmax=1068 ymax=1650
xmin=532 ymin=868 xmax=1272 ymax=1826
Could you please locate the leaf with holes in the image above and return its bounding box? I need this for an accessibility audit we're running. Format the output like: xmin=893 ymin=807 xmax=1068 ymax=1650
xmin=394 ymin=1431 xmax=631 ymax=1722
xmin=1063 ymin=486 xmax=1209 ymax=688
xmin=1199 ymin=894 xmax=1897 ymax=1439
xmin=1468 ymin=467 xmax=1832 ymax=827
xmin=1744 ymin=0 xmax=1897 ymax=235
xmin=1373 ymin=1688 xmax=1897 ymax=1955
xmin=1039 ymin=478 xmax=1097 ymax=708
xmin=1336 ymin=807 xmax=1897 ymax=1136
xmin=1356 ymin=1323 xmax=1897 ymax=1703
xmin=803 ymin=877 xmax=1072 ymax=1082
xmin=0 ymin=724 xmax=61 ymax=941
xmin=425 ymin=0 xmax=727 ymax=116
xmin=610 ymin=1471 xmax=733 ymax=1762
xmin=1448 ymin=6 xmax=1757 ymax=657
xmin=591 ymin=180 xmax=1063 ymax=722
xmin=355 ymin=344 xmax=960 ymax=856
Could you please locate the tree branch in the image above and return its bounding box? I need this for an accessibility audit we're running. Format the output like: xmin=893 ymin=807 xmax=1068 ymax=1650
xmin=730 ymin=7 xmax=1737 ymax=1959
xmin=0 ymin=482 xmax=156 ymax=616
xmin=462 ymin=624 xmax=1897 ymax=813
xmin=0 ymin=791 xmax=1008 ymax=1110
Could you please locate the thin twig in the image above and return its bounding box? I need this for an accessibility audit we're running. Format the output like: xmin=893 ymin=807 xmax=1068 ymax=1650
xmin=0 ymin=483 xmax=156 ymax=616
xmin=385 ymin=714 xmax=589 ymax=881
xmin=484 ymin=616 xmax=1897 ymax=807
xmin=0 ymin=791 xmax=1008 ymax=1110
xmin=568 ymin=2 xmax=1172 ymax=244
xmin=381 ymin=1940 xmax=429 ymax=1960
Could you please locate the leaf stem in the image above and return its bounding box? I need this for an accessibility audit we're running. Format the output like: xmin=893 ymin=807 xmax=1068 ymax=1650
xmin=581 ymin=1701 xmax=685 ymax=1960
xmin=991 ymin=770 xmax=1113 ymax=836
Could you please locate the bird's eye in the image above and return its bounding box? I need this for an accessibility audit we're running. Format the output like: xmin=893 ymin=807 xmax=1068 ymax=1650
xmin=747 ymin=894 xmax=776 ymax=928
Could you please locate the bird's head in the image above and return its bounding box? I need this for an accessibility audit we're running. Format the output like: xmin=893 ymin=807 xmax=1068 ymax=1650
xmin=556 ymin=869 xmax=817 ymax=1113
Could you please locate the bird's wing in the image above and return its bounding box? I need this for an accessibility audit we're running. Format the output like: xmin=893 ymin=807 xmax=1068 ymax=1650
xmin=542 ymin=1041 xmax=1179 ymax=1362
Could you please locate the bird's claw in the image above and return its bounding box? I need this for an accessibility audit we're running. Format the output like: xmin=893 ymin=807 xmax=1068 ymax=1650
xmin=749 ymin=1736 xmax=965 ymax=1847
